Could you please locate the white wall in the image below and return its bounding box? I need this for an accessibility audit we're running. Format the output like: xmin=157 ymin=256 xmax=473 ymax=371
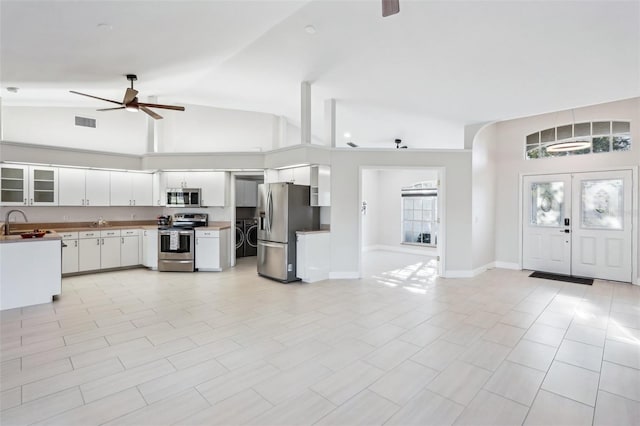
xmin=471 ymin=123 xmax=497 ymax=270
xmin=492 ymin=98 xmax=640 ymax=277
xmin=361 ymin=169 xmax=380 ymax=248
xmin=330 ymin=149 xmax=472 ymax=277
xmin=2 ymin=107 xmax=147 ymax=155
xmin=158 ymin=104 xmax=276 ymax=153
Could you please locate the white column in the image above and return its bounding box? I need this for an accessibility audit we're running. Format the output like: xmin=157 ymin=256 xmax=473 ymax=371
xmin=301 ymin=81 xmax=311 ymax=144
xmin=324 ymin=98 xmax=336 ymax=147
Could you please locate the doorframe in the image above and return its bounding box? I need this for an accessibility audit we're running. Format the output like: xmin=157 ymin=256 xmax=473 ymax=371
xmin=230 ymin=170 xmax=265 ymax=267
xmin=358 ymin=166 xmax=446 ymax=278
xmin=519 ymin=166 xmax=639 ymax=284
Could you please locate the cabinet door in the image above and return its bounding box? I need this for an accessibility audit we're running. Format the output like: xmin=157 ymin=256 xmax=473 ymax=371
xmin=62 ymin=239 xmax=79 ymax=274
xmin=293 ymin=166 xmax=311 ymax=186
xmin=152 ymin=173 xmax=165 ymax=206
xmin=142 ymin=229 xmax=158 ymax=268
xmin=121 ymin=236 xmax=139 ymax=266
xmin=29 ymin=166 xmax=58 ymax=206
xmin=85 ymin=170 xmax=110 ymax=206
xmin=205 ymin=172 xmax=226 ymax=206
xmin=79 ymin=238 xmax=101 ymax=271
xmin=110 ymin=171 xmax=132 ymax=206
xmin=278 ymin=169 xmax=294 ymax=183
xmin=0 ymin=164 xmax=29 ymax=206
xmin=164 ymin=172 xmax=185 ymax=189
xmin=246 ymin=181 xmax=258 ymax=207
xmin=58 ymin=168 xmax=86 ymax=206
xmin=195 ymin=237 xmax=220 ymax=270
xmin=131 ymin=173 xmax=153 ymax=206
xmin=235 ymin=179 xmax=246 ymax=207
xmin=100 ymin=237 xmax=121 ymax=269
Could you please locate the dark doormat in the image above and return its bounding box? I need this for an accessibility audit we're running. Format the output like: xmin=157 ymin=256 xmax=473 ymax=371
xmin=529 ymin=271 xmax=593 ymax=285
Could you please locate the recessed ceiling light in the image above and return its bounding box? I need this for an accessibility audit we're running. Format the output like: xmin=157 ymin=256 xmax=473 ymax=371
xmin=6 ymin=87 xmax=19 ymax=93
xmin=97 ymin=23 xmax=113 ymax=31
xmin=343 ymin=132 xmax=351 ymax=139
xmin=304 ymin=25 xmax=317 ymax=35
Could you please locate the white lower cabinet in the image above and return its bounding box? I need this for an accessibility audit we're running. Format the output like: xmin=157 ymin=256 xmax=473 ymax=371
xmin=79 ymin=231 xmax=101 ymax=272
xmin=60 ymin=232 xmax=79 ymax=274
xmin=121 ymin=229 xmax=140 ymax=267
xmin=100 ymin=230 xmax=121 ymax=269
xmin=296 ymin=231 xmax=330 ymax=283
xmin=142 ymin=229 xmax=158 ymax=269
xmin=195 ymin=228 xmax=229 ymax=271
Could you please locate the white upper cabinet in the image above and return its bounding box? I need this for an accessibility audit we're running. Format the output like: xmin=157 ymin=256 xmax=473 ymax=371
xmin=131 ymin=173 xmax=153 ymax=206
xmin=58 ymin=167 xmax=86 ymax=206
xmin=85 ymin=170 xmax=110 ymax=206
xmin=311 ymin=165 xmax=331 ymax=207
xmin=164 ymin=171 xmax=227 ymax=206
xmin=236 ymin=179 xmax=258 ymax=207
xmin=0 ymin=164 xmax=58 ymax=206
xmin=152 ymin=172 xmax=165 ymax=206
xmin=110 ymin=171 xmax=153 ymax=206
xmin=58 ymin=168 xmax=111 ymax=207
xmin=293 ymin=166 xmax=311 ymax=186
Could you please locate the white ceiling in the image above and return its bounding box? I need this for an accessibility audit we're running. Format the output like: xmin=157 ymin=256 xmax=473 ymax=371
xmin=2 ymin=0 xmax=639 ymax=148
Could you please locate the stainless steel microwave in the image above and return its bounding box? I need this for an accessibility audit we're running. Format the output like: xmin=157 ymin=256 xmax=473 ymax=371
xmin=166 ymin=188 xmax=201 ymax=207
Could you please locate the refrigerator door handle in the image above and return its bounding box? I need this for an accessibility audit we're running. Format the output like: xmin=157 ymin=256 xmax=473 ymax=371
xmin=267 ymin=188 xmax=273 ymax=234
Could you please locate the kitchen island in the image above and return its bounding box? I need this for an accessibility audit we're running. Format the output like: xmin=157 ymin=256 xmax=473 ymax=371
xmin=0 ymin=233 xmax=62 ymax=310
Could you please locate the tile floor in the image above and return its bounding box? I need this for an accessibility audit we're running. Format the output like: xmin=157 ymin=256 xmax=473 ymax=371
xmin=1 ymin=252 xmax=639 ymax=425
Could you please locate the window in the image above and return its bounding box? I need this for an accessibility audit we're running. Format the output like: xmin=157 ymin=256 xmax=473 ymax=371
xmin=401 ymin=182 xmax=438 ymax=246
xmin=525 ymin=120 xmax=631 ymax=159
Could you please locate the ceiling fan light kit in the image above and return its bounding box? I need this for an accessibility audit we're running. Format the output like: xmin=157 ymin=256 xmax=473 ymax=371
xmin=382 ymin=0 xmax=400 ymax=17
xmin=69 ymin=74 xmax=185 ymax=120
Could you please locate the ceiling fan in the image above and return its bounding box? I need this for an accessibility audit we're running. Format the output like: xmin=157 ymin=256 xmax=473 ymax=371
xmin=382 ymin=0 xmax=400 ymax=17
xmin=70 ymin=74 xmax=185 ymax=120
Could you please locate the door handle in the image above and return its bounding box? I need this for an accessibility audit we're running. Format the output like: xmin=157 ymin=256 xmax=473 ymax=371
xmin=62 ymin=242 xmax=68 ymax=248
xmin=559 ymin=229 xmax=570 ymax=233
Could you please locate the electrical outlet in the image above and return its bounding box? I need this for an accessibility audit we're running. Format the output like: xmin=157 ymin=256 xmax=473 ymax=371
xmin=131 ymin=214 xmax=136 ymax=220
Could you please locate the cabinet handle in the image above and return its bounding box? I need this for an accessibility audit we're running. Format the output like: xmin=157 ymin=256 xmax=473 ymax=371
xmin=82 ymin=199 xmax=85 ymax=206
xmin=74 ymin=240 xmax=78 ymax=247
xmin=87 ymin=199 xmax=90 ymax=206
xmin=121 ymin=237 xmax=124 ymax=243
xmin=30 ymin=198 xmax=33 ymax=205
xmin=97 ymin=239 xmax=100 ymax=245
xmin=101 ymin=238 xmax=104 ymax=245
xmin=133 ymin=200 xmax=136 ymax=206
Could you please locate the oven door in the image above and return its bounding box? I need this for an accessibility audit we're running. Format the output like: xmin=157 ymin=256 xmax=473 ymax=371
xmin=158 ymin=230 xmax=194 ymax=260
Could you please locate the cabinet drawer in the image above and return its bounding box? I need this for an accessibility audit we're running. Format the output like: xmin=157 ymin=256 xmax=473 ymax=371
xmin=79 ymin=231 xmax=100 ymax=238
xmin=196 ymin=230 xmax=219 ymax=237
xmin=59 ymin=231 xmax=79 ymax=239
xmin=100 ymin=229 xmax=121 ymax=237
xmin=121 ymin=229 xmax=140 ymax=236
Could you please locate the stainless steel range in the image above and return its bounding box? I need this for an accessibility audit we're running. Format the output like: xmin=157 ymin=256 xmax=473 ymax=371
xmin=158 ymin=213 xmax=208 ymax=272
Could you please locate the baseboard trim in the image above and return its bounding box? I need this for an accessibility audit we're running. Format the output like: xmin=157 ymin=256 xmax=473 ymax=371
xmin=494 ymin=261 xmax=520 ymax=270
xmin=443 ymin=262 xmax=496 ymax=278
xmin=363 ymin=244 xmax=437 ymax=256
xmin=635 ymin=277 xmax=640 ymax=286
xmin=329 ymin=271 xmax=360 ymax=280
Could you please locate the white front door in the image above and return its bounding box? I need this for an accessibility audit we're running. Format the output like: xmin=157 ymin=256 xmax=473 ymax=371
xmin=523 ymin=174 xmax=572 ymax=275
xmin=523 ymin=170 xmax=633 ymax=282
xmin=571 ymin=170 xmax=633 ymax=282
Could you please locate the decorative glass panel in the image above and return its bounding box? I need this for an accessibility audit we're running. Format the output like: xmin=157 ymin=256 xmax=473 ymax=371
xmin=592 ymin=137 xmax=610 ymax=153
xmin=526 ymin=133 xmax=540 ymax=146
xmin=612 ymin=135 xmax=631 ymax=151
xmin=581 ymin=179 xmax=623 ymax=230
xmin=541 ymin=128 xmax=556 ymax=143
xmin=592 ymin=121 xmax=611 ymax=135
xmin=530 ymin=182 xmax=564 ymax=227
xmin=612 ymin=121 xmax=630 ymax=134
xmin=557 ymin=125 xmax=573 ymax=140
xmin=574 ymin=122 xmax=591 ymax=137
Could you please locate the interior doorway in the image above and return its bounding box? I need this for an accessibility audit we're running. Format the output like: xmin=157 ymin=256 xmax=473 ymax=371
xmin=359 ymin=167 xmax=444 ymax=283
xmin=231 ymin=172 xmax=264 ymax=267
xmin=522 ymin=169 xmax=634 ymax=282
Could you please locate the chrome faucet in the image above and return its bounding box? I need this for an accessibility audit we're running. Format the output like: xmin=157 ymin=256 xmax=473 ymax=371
xmin=4 ymin=209 xmax=29 ymax=235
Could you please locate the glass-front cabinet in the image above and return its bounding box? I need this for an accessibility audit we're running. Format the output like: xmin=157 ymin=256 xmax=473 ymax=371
xmin=0 ymin=164 xmax=58 ymax=206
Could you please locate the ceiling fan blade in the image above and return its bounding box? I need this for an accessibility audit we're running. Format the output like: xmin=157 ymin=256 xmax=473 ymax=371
xmin=96 ymin=107 xmax=126 ymax=111
xmin=137 ymin=102 xmax=185 ymax=111
xmin=140 ymin=106 xmax=163 ymax=120
xmin=122 ymin=88 xmax=138 ymax=104
xmin=382 ymin=0 xmax=399 ymax=17
xmin=69 ymin=91 xmax=122 ymax=105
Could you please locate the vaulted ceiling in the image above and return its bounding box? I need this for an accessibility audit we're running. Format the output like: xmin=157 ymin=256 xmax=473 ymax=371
xmin=2 ymin=0 xmax=639 ymax=148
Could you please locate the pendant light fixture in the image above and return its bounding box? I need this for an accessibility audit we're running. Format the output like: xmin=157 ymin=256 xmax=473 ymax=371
xmin=545 ymin=109 xmax=591 ymax=152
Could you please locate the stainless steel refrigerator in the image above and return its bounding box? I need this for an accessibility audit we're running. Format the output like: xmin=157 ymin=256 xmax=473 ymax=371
xmin=257 ymin=183 xmax=319 ymax=282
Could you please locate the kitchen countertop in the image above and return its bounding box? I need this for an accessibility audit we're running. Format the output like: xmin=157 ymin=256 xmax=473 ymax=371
xmin=296 ymin=229 xmax=331 ymax=235
xmin=0 ymin=232 xmax=62 ymax=244
xmin=198 ymin=222 xmax=232 ymax=230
